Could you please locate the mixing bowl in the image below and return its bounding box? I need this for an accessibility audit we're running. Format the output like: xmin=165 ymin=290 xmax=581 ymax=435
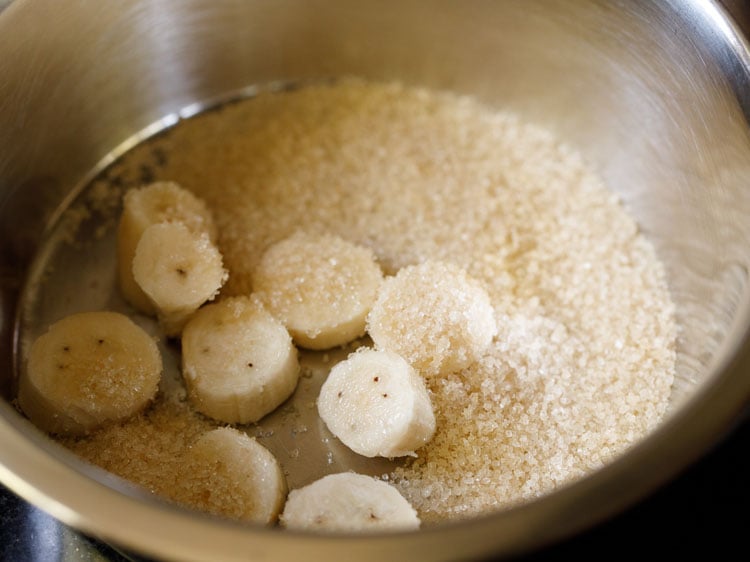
xmin=1 ymin=1 xmax=750 ymax=560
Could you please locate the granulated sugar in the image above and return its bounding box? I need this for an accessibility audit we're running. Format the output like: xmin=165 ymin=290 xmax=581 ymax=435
xmin=60 ymin=397 xmax=216 ymax=503
xmin=367 ymin=260 xmax=497 ymax=378
xmin=67 ymin=78 xmax=676 ymax=523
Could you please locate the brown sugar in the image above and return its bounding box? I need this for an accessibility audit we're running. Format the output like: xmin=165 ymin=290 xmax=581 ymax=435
xmin=58 ymin=78 xmax=676 ymax=523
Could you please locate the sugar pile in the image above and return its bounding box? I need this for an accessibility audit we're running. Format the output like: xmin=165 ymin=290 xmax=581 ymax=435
xmin=64 ymin=79 xmax=676 ymax=523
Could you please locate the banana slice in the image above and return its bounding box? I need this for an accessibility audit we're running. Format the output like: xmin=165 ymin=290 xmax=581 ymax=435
xmin=17 ymin=311 xmax=162 ymax=436
xmin=117 ymin=181 xmax=217 ymax=314
xmin=178 ymin=427 xmax=287 ymax=524
xmin=317 ymin=348 xmax=435 ymax=458
xmin=132 ymin=222 xmax=228 ymax=337
xmin=280 ymin=472 xmax=420 ymax=532
xmin=367 ymin=260 xmax=497 ymax=377
xmin=253 ymin=232 xmax=383 ymax=350
xmin=181 ymin=296 xmax=300 ymax=424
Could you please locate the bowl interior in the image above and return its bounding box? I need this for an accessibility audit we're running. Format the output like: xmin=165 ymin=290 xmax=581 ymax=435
xmin=1 ymin=1 xmax=750 ymax=560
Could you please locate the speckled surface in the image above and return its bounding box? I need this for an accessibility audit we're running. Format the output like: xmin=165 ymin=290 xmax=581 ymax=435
xmin=0 ymin=486 xmax=130 ymax=562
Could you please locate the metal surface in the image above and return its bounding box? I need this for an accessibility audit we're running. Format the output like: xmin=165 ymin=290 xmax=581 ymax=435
xmin=1 ymin=1 xmax=750 ymax=561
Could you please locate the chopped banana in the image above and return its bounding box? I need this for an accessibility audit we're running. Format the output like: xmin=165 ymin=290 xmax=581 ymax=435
xmin=117 ymin=181 xmax=217 ymax=314
xmin=179 ymin=427 xmax=287 ymax=524
xmin=280 ymin=472 xmax=420 ymax=532
xmin=367 ymin=260 xmax=497 ymax=377
xmin=317 ymin=348 xmax=435 ymax=458
xmin=18 ymin=311 xmax=162 ymax=436
xmin=253 ymin=232 xmax=383 ymax=350
xmin=181 ymin=296 xmax=300 ymax=424
xmin=132 ymin=222 xmax=227 ymax=337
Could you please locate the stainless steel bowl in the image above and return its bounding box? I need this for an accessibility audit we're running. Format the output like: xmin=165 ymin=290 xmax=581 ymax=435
xmin=1 ymin=1 xmax=750 ymax=560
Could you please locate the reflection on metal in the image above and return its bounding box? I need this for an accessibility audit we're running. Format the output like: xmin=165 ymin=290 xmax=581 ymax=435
xmin=0 ymin=2 xmax=749 ymax=561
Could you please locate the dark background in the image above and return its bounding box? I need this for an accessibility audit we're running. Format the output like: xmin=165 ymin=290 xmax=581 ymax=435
xmin=2 ymin=1 xmax=750 ymax=561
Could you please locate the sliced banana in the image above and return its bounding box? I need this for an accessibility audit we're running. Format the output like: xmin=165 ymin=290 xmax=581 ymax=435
xmin=181 ymin=296 xmax=300 ymax=424
xmin=178 ymin=427 xmax=287 ymax=524
xmin=18 ymin=311 xmax=162 ymax=436
xmin=253 ymin=232 xmax=384 ymax=350
xmin=318 ymin=348 xmax=435 ymax=458
xmin=367 ymin=260 xmax=497 ymax=377
xmin=280 ymin=472 xmax=420 ymax=532
xmin=117 ymin=181 xmax=217 ymax=314
xmin=132 ymin=222 xmax=227 ymax=337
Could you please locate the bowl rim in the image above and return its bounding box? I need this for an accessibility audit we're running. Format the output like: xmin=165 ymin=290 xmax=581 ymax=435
xmin=1 ymin=0 xmax=750 ymax=560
